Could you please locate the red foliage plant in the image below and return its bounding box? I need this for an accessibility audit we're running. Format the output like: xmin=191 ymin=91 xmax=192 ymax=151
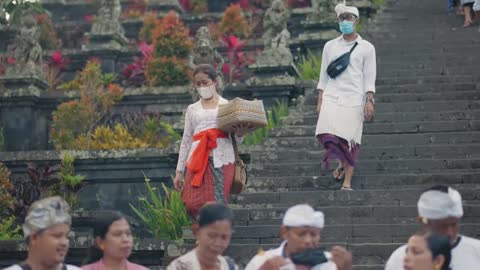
xmin=221 ymin=35 xmax=255 ymax=83
xmin=122 ymin=42 xmax=153 ymax=86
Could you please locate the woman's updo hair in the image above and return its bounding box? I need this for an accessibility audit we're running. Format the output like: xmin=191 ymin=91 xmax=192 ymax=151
xmin=415 ymin=230 xmax=452 ymax=270
xmin=193 ymin=64 xmax=216 ymax=81
xmin=198 ymin=203 xmax=234 ymax=228
xmin=83 ymin=211 xmax=127 ymax=265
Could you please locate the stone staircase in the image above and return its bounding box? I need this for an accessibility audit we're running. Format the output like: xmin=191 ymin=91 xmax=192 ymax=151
xmin=224 ymin=0 xmax=480 ymax=269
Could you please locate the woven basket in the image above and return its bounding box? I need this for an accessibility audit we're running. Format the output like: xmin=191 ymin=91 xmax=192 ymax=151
xmin=217 ymin=98 xmax=267 ymax=133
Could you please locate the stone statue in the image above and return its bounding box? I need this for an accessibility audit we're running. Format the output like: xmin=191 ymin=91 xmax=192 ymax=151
xmin=0 ymin=1 xmax=7 ymax=28
xmin=256 ymin=0 xmax=293 ymax=65
xmin=91 ymin=0 xmax=126 ymax=37
xmin=188 ymin=26 xmax=225 ymax=95
xmin=307 ymin=0 xmax=338 ymax=23
xmin=262 ymin=0 xmax=290 ymax=48
xmin=8 ymin=13 xmax=43 ymax=75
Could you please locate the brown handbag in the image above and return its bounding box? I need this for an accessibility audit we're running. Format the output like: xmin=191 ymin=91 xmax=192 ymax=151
xmin=230 ymin=133 xmax=247 ymax=194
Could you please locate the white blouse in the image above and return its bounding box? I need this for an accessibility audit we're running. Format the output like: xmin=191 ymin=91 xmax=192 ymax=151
xmin=176 ymin=97 xmax=241 ymax=172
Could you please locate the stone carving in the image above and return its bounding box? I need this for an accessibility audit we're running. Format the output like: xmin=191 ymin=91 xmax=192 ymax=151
xmin=0 ymin=1 xmax=7 ymax=29
xmin=188 ymin=26 xmax=225 ymax=92
xmin=262 ymin=0 xmax=290 ymax=48
xmin=91 ymin=0 xmax=125 ymax=35
xmin=8 ymin=13 xmax=43 ymax=76
xmin=307 ymin=0 xmax=338 ymax=23
xmin=257 ymin=0 xmax=293 ymax=65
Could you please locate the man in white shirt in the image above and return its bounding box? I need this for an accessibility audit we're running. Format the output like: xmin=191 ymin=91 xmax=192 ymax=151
xmin=315 ymin=2 xmax=376 ymax=190
xmin=244 ymin=204 xmax=353 ymax=270
xmin=385 ymin=185 xmax=480 ymax=270
xmin=3 ymin=196 xmax=81 ymax=270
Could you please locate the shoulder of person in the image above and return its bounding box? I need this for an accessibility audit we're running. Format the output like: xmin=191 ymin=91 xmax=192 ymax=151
xmin=66 ymin=265 xmax=82 ymax=270
xmin=385 ymin=244 xmax=407 ymax=270
xmin=312 ymin=261 xmax=337 ymax=270
xmin=458 ymin=235 xmax=480 ymax=249
xmin=325 ymin=37 xmax=341 ymax=48
xmin=245 ymin=247 xmax=283 ymax=270
xmin=358 ymin=39 xmax=375 ymax=51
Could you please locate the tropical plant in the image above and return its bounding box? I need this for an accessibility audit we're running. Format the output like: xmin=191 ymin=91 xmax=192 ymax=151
xmin=0 ymin=216 xmax=22 ymax=240
xmin=44 ymin=51 xmax=69 ymax=91
xmin=52 ymin=59 xmax=124 ymax=149
xmin=244 ymin=99 xmax=289 ymax=145
xmin=36 ymin=13 xmax=61 ymax=50
xmin=371 ymin=0 xmax=385 ymax=8
xmin=55 ymin=152 xmax=85 ymax=209
xmin=221 ymin=35 xmax=255 ymax=83
xmin=130 ymin=174 xmax=190 ymax=240
xmin=0 ymin=163 xmax=15 ymax=213
xmin=298 ymin=50 xmax=322 ymax=80
xmin=122 ymin=42 xmax=153 ymax=87
xmin=138 ymin=12 xmax=157 ymax=44
xmin=150 ymin=11 xmax=192 ymax=58
xmin=145 ymin=56 xmax=190 ymax=87
xmin=219 ymin=4 xmax=250 ymax=38
xmin=121 ymin=0 xmax=146 ymax=20
xmin=4 ymin=0 xmax=46 ymax=26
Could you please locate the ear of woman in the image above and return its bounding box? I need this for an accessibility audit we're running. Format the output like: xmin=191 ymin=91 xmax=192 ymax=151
xmin=433 ymin=255 xmax=445 ymax=270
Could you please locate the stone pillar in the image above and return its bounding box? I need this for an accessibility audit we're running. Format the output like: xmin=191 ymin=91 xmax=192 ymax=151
xmin=0 ymin=76 xmax=49 ymax=151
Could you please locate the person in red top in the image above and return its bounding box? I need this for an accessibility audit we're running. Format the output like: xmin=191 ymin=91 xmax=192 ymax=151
xmin=174 ymin=64 xmax=245 ymax=218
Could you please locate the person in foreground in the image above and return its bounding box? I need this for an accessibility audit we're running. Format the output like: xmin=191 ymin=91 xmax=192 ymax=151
xmin=385 ymin=185 xmax=480 ymax=270
xmin=245 ymin=204 xmax=352 ymax=270
xmin=3 ymin=196 xmax=81 ymax=270
xmin=81 ymin=211 xmax=148 ymax=270
xmin=315 ymin=2 xmax=376 ymax=191
xmin=403 ymin=231 xmax=452 ymax=270
xmin=167 ymin=203 xmax=239 ymax=270
xmin=174 ymin=64 xmax=244 ymax=218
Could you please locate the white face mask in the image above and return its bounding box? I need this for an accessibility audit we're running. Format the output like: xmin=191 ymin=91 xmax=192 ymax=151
xmin=197 ymin=84 xmax=216 ymax=99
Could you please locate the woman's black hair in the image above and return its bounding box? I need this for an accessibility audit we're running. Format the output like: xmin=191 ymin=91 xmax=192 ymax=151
xmin=415 ymin=231 xmax=452 ymax=270
xmin=193 ymin=64 xmax=216 ymax=81
xmin=198 ymin=203 xmax=234 ymax=228
xmin=83 ymin=211 xmax=127 ymax=265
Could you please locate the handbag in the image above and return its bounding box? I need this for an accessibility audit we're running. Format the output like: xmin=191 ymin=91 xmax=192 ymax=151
xmin=229 ymin=133 xmax=247 ymax=194
xmin=326 ymin=42 xmax=358 ymax=79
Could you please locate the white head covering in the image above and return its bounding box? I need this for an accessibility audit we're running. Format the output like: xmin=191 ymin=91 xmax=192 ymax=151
xmin=335 ymin=1 xmax=360 ymax=18
xmin=417 ymin=187 xmax=463 ymax=220
xmin=282 ymin=204 xmax=325 ymax=229
xmin=23 ymin=196 xmax=71 ymax=238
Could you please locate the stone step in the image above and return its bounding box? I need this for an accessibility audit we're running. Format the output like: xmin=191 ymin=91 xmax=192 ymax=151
xmin=303 ymin=91 xmax=480 ymax=105
xmin=261 ymin=131 xmax=480 ymax=147
xmin=285 ymin=110 xmax=480 ymax=125
xmin=232 ymin=188 xmax=480 ymax=207
xmin=299 ymin=101 xmax=480 ymax=113
xmin=377 ymin=68 xmax=479 ymax=77
xmin=227 ymin=223 xmax=480 ymax=243
xmin=232 ymin=205 xmax=480 ymax=225
xmin=244 ymin=172 xmax=480 ymax=191
xmin=248 ymin=144 xmax=480 ymax=162
xmin=269 ymin=120 xmax=480 ymax=136
xmin=248 ymin=159 xmax=480 ymax=176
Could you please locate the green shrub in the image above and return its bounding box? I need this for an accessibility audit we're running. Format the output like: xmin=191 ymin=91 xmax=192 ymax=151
xmin=130 ymin=174 xmax=190 ymax=241
xmin=244 ymin=99 xmax=289 ymax=145
xmin=298 ymin=50 xmax=322 ymax=81
xmin=0 ymin=216 xmax=22 ymax=240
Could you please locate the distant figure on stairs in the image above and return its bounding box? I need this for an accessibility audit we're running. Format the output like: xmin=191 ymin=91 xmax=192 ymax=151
xmin=385 ymin=185 xmax=480 ymax=270
xmin=244 ymin=204 xmax=353 ymax=270
xmin=315 ymin=2 xmax=376 ymax=191
xmin=174 ymin=64 xmax=246 ymax=219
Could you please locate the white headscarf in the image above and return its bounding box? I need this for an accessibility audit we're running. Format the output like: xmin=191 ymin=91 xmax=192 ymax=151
xmin=417 ymin=187 xmax=463 ymax=220
xmin=282 ymin=204 xmax=325 ymax=229
xmin=23 ymin=196 xmax=71 ymax=238
xmin=335 ymin=1 xmax=360 ymax=18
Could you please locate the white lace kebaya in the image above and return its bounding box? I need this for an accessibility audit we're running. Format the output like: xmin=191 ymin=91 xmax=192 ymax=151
xmin=176 ymin=96 xmax=243 ymax=172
